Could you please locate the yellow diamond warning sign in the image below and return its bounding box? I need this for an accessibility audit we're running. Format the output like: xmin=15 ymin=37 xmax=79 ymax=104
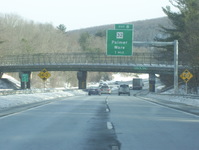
xmin=180 ymin=69 xmax=193 ymax=83
xmin=38 ymin=69 xmax=51 ymax=81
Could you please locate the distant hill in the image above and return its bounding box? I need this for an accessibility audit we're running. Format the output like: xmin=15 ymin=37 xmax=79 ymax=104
xmin=68 ymin=17 xmax=171 ymax=41
xmin=65 ymin=17 xmax=172 ymax=55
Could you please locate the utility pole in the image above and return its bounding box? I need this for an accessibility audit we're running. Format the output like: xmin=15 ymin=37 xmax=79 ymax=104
xmin=174 ymin=40 xmax=179 ymax=94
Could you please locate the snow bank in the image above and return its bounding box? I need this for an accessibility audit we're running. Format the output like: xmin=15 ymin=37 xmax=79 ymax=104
xmin=147 ymin=93 xmax=199 ymax=107
xmin=0 ymin=90 xmax=86 ymax=110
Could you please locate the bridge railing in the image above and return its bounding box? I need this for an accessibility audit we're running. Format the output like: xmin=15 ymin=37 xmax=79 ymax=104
xmin=0 ymin=52 xmax=176 ymax=66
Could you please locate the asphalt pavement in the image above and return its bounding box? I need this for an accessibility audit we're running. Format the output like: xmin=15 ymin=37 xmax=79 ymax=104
xmin=107 ymin=94 xmax=199 ymax=150
xmin=0 ymin=91 xmax=199 ymax=150
xmin=0 ymin=95 xmax=119 ymax=150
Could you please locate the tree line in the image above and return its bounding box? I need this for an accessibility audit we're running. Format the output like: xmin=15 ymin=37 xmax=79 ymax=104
xmin=0 ymin=14 xmax=70 ymax=55
xmin=0 ymin=14 xmax=111 ymax=87
xmin=156 ymin=0 xmax=199 ymax=93
xmin=0 ymin=14 xmax=78 ymax=88
xmin=1 ymin=0 xmax=198 ymax=90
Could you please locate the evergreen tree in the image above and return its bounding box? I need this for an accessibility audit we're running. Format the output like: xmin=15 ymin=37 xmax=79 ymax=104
xmin=156 ymin=0 xmax=199 ymax=92
xmin=57 ymin=24 xmax=67 ymax=33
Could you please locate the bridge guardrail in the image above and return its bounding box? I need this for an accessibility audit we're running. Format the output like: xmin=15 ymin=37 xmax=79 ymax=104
xmin=0 ymin=52 xmax=177 ymax=66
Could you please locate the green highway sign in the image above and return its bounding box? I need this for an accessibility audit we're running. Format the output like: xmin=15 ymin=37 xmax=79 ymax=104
xmin=106 ymin=29 xmax=133 ymax=56
xmin=115 ymin=24 xmax=133 ymax=30
xmin=22 ymin=74 xmax=29 ymax=82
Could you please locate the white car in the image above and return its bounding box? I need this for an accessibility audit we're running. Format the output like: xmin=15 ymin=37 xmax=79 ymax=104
xmin=118 ymin=84 xmax=130 ymax=96
xmin=100 ymin=85 xmax=111 ymax=94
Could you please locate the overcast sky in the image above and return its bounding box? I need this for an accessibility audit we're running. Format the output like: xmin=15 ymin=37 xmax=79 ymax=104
xmin=0 ymin=0 xmax=173 ymax=31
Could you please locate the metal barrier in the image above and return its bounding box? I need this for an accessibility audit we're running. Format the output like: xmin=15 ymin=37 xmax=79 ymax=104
xmin=0 ymin=52 xmax=175 ymax=66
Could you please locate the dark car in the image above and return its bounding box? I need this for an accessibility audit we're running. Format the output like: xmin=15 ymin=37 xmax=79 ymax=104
xmin=118 ymin=84 xmax=130 ymax=96
xmin=88 ymin=86 xmax=101 ymax=95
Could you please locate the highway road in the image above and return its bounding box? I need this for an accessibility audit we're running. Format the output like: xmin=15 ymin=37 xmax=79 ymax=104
xmin=0 ymin=92 xmax=199 ymax=150
xmin=108 ymin=94 xmax=199 ymax=150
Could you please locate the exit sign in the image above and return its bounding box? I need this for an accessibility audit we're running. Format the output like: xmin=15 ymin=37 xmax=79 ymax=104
xmin=115 ymin=24 xmax=133 ymax=30
xmin=21 ymin=74 xmax=29 ymax=82
xmin=106 ymin=29 xmax=133 ymax=56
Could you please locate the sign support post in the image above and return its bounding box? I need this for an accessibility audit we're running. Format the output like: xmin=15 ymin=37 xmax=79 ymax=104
xmin=180 ymin=69 xmax=193 ymax=94
xmin=186 ymin=82 xmax=188 ymax=94
xmin=38 ymin=68 xmax=51 ymax=89
xmin=43 ymin=80 xmax=46 ymax=89
xmin=133 ymin=41 xmax=179 ymax=94
xmin=174 ymin=40 xmax=178 ymax=94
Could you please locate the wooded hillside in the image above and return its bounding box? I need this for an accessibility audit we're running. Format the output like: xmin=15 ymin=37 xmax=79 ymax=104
xmin=0 ymin=14 xmax=170 ymax=88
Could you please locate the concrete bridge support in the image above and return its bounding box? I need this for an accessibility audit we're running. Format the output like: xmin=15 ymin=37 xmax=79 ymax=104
xmin=19 ymin=71 xmax=31 ymax=89
xmin=149 ymin=73 xmax=156 ymax=92
xmin=77 ymin=71 xmax=87 ymax=89
xmin=0 ymin=72 xmax=3 ymax=78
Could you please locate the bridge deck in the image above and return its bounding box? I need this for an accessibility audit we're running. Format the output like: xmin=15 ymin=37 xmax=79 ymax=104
xmin=0 ymin=52 xmax=185 ymax=74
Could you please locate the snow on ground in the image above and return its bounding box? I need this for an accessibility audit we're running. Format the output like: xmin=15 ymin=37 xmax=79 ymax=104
xmin=0 ymin=90 xmax=86 ymax=110
xmin=147 ymin=93 xmax=199 ymax=107
xmin=0 ymin=74 xmax=87 ymax=110
xmin=0 ymin=73 xmax=198 ymax=111
xmin=2 ymin=74 xmax=20 ymax=88
xmin=112 ymin=73 xmax=148 ymax=81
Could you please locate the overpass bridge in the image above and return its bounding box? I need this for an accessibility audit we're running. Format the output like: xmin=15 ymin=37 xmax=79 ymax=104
xmin=0 ymin=52 xmax=186 ymax=90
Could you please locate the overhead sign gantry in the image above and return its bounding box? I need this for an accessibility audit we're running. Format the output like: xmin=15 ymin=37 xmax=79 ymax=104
xmin=107 ymin=25 xmax=179 ymax=93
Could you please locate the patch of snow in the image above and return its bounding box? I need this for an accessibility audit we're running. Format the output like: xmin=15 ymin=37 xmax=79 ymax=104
xmin=0 ymin=90 xmax=86 ymax=110
xmin=112 ymin=73 xmax=148 ymax=82
xmin=0 ymin=74 xmax=198 ymax=112
xmin=147 ymin=93 xmax=199 ymax=107
xmin=2 ymin=74 xmax=20 ymax=87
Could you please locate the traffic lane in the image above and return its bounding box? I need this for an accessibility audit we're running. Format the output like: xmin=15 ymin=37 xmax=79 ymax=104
xmin=0 ymin=95 xmax=118 ymax=150
xmin=0 ymin=98 xmax=63 ymax=117
xmin=108 ymin=95 xmax=199 ymax=150
xmin=0 ymin=96 xmax=93 ymax=150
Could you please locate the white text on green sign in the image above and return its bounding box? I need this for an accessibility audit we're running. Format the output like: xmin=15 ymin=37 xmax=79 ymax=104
xmin=22 ymin=74 xmax=29 ymax=82
xmin=115 ymin=24 xmax=133 ymax=30
xmin=106 ymin=30 xmax=133 ymax=56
